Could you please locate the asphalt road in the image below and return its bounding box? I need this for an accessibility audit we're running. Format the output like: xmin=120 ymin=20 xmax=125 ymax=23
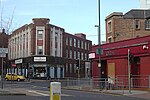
xmin=0 ymin=90 xmax=146 ymax=100
xmin=0 ymin=80 xmax=147 ymax=100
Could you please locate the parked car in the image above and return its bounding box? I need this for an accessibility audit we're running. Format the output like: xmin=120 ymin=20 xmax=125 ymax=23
xmin=5 ymin=73 xmax=26 ymax=81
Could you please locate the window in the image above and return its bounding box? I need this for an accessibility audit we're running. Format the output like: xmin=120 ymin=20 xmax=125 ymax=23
xmin=135 ymin=20 xmax=140 ymax=29
xmin=37 ymin=30 xmax=43 ymax=39
xmin=85 ymin=53 xmax=87 ymax=60
xmin=81 ymin=53 xmax=84 ymax=60
xmin=66 ymin=63 xmax=68 ymax=73
xmin=87 ymin=43 xmax=90 ymax=50
xmin=78 ymin=40 xmax=80 ymax=48
xmin=85 ymin=42 xmax=87 ymax=50
xmin=66 ymin=37 xmax=68 ymax=45
xmin=55 ymin=49 xmax=57 ymax=56
xmin=70 ymin=50 xmax=72 ymax=59
xmin=74 ymin=51 xmax=76 ymax=59
xmin=146 ymin=0 xmax=150 ymax=5
xmin=70 ymin=64 xmax=72 ymax=73
xmin=108 ymin=37 xmax=112 ymax=43
xmin=74 ymin=39 xmax=76 ymax=47
xmin=81 ymin=41 xmax=83 ymax=49
xmin=107 ymin=21 xmax=112 ymax=33
xmin=74 ymin=64 xmax=76 ymax=73
xmin=23 ymin=34 xmax=25 ymax=43
xmin=66 ymin=50 xmax=68 ymax=58
xmin=145 ymin=20 xmax=150 ymax=29
xmin=78 ymin=52 xmax=80 ymax=59
xmin=37 ymin=46 xmax=43 ymax=55
xmin=70 ymin=37 xmax=72 ymax=46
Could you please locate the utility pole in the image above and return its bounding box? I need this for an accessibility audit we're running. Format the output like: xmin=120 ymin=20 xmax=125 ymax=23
xmin=1 ymin=29 xmax=5 ymax=89
xmin=98 ymin=0 xmax=102 ymax=89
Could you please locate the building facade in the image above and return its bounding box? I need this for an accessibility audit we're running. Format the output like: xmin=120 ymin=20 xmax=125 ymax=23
xmin=140 ymin=0 xmax=150 ymax=9
xmin=91 ymin=35 xmax=150 ymax=87
xmin=8 ymin=18 xmax=92 ymax=79
xmin=105 ymin=9 xmax=150 ymax=43
xmin=63 ymin=33 xmax=92 ymax=78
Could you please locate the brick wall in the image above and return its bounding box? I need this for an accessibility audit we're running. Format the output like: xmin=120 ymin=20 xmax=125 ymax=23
xmin=106 ymin=16 xmax=150 ymax=43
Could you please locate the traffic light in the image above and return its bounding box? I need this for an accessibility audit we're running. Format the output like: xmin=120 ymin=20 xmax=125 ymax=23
xmin=129 ymin=53 xmax=134 ymax=64
xmin=76 ymin=59 xmax=80 ymax=68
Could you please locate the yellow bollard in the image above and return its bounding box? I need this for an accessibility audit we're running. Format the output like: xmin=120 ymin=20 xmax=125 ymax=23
xmin=50 ymin=82 xmax=61 ymax=100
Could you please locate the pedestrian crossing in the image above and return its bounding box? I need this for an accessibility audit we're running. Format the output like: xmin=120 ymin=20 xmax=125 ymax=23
xmin=27 ymin=90 xmax=72 ymax=97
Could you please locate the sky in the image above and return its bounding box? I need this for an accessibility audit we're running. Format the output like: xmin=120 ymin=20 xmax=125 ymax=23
xmin=0 ymin=0 xmax=140 ymax=44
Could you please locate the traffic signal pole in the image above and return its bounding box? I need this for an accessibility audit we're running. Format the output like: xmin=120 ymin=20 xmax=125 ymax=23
xmin=128 ymin=49 xmax=131 ymax=94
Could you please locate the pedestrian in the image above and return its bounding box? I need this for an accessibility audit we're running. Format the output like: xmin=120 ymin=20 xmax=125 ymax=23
xmin=108 ymin=77 xmax=114 ymax=89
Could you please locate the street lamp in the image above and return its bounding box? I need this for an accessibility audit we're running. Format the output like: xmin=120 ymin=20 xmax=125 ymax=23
xmin=95 ymin=0 xmax=102 ymax=89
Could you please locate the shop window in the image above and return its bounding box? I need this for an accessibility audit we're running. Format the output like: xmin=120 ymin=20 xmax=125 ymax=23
xmin=60 ymin=67 xmax=63 ymax=78
xmin=54 ymin=67 xmax=57 ymax=78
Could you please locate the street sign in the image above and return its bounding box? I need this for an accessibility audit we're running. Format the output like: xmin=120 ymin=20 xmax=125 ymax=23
xmin=0 ymin=48 xmax=8 ymax=54
xmin=96 ymin=48 xmax=103 ymax=55
xmin=0 ymin=54 xmax=6 ymax=57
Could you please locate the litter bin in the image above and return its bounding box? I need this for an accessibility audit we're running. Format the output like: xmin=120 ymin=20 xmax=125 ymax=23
xmin=50 ymin=82 xmax=61 ymax=100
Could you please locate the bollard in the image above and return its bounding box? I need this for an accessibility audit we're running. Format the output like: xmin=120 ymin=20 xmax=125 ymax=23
xmin=50 ymin=82 xmax=61 ymax=100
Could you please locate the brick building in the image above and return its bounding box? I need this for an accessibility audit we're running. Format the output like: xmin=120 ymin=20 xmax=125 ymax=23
xmin=91 ymin=35 xmax=150 ymax=88
xmin=63 ymin=33 xmax=92 ymax=78
xmin=8 ymin=18 xmax=92 ymax=79
xmin=106 ymin=9 xmax=150 ymax=43
xmin=0 ymin=29 xmax=10 ymax=75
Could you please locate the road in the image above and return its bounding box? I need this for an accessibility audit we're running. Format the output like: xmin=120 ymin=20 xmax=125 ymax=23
xmin=0 ymin=80 xmax=146 ymax=100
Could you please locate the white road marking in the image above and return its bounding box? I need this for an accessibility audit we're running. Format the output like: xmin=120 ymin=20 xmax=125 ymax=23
xmin=28 ymin=90 xmax=49 ymax=96
xmin=61 ymin=94 xmax=73 ymax=96
xmin=27 ymin=90 xmax=73 ymax=97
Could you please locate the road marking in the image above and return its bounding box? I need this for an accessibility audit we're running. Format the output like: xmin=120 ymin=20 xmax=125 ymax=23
xmin=61 ymin=94 xmax=73 ymax=96
xmin=28 ymin=90 xmax=49 ymax=96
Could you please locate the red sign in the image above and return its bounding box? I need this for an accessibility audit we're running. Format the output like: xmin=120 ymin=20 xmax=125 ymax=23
xmin=12 ymin=64 xmax=16 ymax=67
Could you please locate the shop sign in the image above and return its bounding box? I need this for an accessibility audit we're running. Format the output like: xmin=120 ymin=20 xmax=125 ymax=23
xmin=0 ymin=48 xmax=8 ymax=54
xmin=106 ymin=51 xmax=115 ymax=56
xmin=15 ymin=59 xmax=23 ymax=64
xmin=34 ymin=57 xmax=46 ymax=62
xmin=89 ymin=53 xmax=95 ymax=59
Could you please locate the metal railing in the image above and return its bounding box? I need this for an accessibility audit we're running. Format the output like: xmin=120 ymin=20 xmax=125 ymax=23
xmin=57 ymin=77 xmax=124 ymax=92
xmin=116 ymin=75 xmax=150 ymax=88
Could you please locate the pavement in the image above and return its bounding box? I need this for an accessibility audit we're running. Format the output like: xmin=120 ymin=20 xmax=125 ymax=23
xmin=0 ymin=80 xmax=149 ymax=100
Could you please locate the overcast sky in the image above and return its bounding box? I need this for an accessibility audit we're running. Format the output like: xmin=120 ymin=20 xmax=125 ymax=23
xmin=0 ymin=0 xmax=140 ymax=44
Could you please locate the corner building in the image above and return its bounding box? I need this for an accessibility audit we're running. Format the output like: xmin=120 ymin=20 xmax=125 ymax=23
xmin=8 ymin=18 xmax=92 ymax=79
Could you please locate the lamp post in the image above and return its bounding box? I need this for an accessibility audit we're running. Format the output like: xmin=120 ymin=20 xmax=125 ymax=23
xmin=95 ymin=0 xmax=102 ymax=89
xmin=98 ymin=0 xmax=101 ymax=70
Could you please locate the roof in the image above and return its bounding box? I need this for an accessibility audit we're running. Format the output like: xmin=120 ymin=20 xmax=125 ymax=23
xmin=124 ymin=9 xmax=150 ymax=19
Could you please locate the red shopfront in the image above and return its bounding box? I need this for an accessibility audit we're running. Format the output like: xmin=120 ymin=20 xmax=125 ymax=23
xmin=91 ymin=35 xmax=150 ymax=88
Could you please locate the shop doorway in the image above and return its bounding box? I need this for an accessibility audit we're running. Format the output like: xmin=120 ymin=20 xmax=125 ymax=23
xmin=34 ymin=67 xmax=46 ymax=78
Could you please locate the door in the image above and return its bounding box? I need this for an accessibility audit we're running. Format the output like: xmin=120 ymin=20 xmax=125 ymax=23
xmin=107 ymin=63 xmax=115 ymax=79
